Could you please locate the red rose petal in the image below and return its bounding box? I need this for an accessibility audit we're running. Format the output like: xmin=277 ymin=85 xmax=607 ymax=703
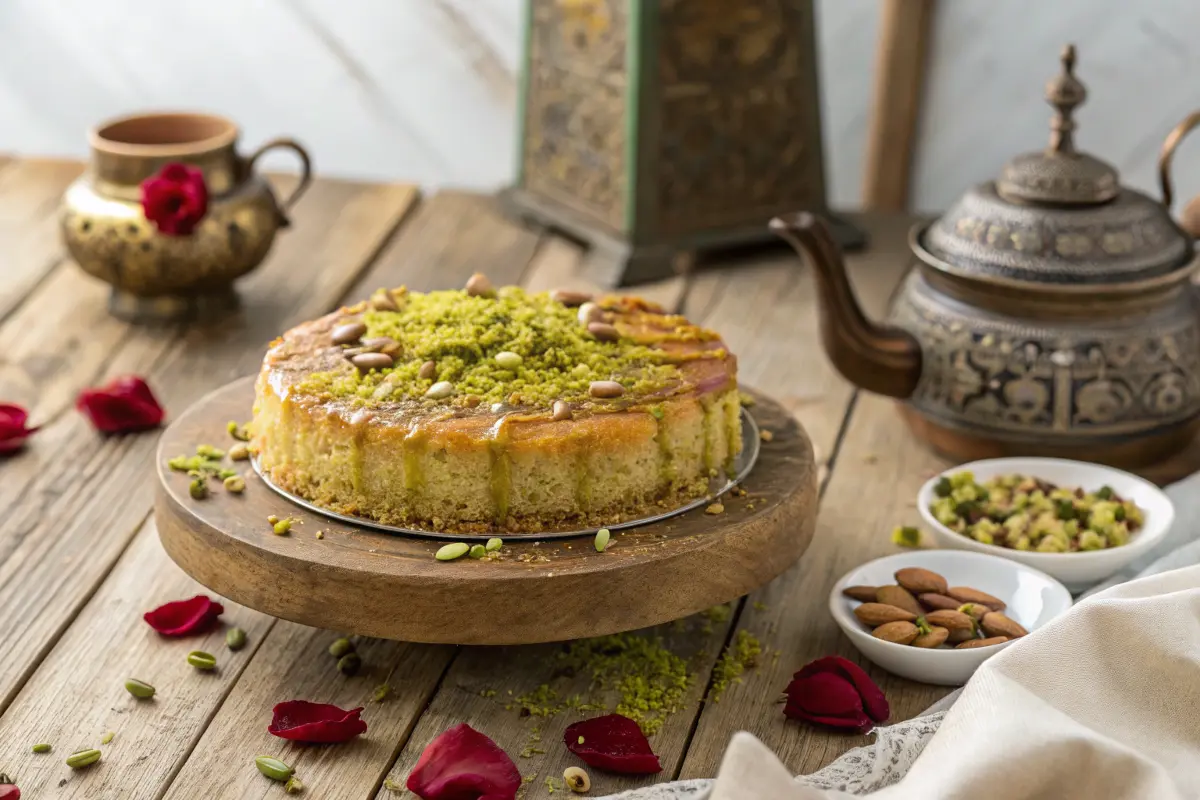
xmin=0 ymin=784 xmax=19 ymax=800
xmin=564 ymin=714 xmax=662 ymax=775
xmin=783 ymin=655 xmax=889 ymax=734
xmin=76 ymin=376 xmax=165 ymax=434
xmin=0 ymin=403 xmax=38 ymax=455
xmin=269 ymin=701 xmax=367 ymax=744
xmin=143 ymin=595 xmax=224 ymax=636
xmin=407 ymin=723 xmax=521 ymax=800
xmin=141 ymin=162 xmax=208 ymax=236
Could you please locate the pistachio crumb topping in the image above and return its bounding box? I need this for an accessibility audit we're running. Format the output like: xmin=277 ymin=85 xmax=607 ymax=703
xmin=295 ymin=287 xmax=721 ymax=407
xmin=708 ymin=630 xmax=762 ymax=703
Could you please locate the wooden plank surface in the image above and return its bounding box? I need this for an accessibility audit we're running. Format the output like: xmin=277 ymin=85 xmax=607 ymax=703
xmin=0 ymin=158 xmax=950 ymax=799
xmin=861 ymin=0 xmax=935 ymax=212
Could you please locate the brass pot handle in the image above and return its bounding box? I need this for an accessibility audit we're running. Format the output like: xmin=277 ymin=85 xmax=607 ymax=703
xmin=244 ymin=137 xmax=313 ymax=227
xmin=1158 ymin=112 xmax=1200 ymax=210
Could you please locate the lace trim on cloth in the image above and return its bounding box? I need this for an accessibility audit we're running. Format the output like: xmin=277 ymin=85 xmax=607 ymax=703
xmin=594 ymin=711 xmax=947 ymax=800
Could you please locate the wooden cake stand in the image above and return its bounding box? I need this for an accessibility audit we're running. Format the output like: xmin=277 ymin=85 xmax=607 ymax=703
xmin=155 ymin=377 xmax=818 ymax=645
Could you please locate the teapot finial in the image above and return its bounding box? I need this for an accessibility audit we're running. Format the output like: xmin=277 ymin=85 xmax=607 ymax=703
xmin=1046 ymin=43 xmax=1086 ymax=156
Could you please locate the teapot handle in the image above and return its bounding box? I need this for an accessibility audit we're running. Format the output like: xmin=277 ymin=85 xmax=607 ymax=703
xmin=1158 ymin=113 xmax=1200 ymax=213
xmin=244 ymin=137 xmax=313 ymax=228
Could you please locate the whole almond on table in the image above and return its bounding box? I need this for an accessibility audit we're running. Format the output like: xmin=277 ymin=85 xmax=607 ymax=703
xmin=924 ymin=609 xmax=975 ymax=631
xmin=853 ymin=603 xmax=917 ymax=626
xmin=875 ymin=585 xmax=925 ymax=617
xmin=947 ymin=587 xmax=1006 ymax=611
xmin=872 ymin=620 xmax=920 ymax=645
xmin=911 ymin=625 xmax=949 ymax=649
xmin=981 ymin=611 xmax=1029 ymax=639
xmin=918 ymin=593 xmax=961 ymax=612
xmin=894 ymin=567 xmax=949 ymax=595
xmin=842 ymin=585 xmax=880 ymax=603
xmin=956 ymin=636 xmax=1009 ymax=649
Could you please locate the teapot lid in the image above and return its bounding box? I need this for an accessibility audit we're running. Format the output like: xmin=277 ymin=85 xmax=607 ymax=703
xmin=918 ymin=45 xmax=1193 ymax=287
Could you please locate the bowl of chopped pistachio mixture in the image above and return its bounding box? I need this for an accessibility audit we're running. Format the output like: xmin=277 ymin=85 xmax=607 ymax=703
xmin=918 ymin=458 xmax=1174 ymax=591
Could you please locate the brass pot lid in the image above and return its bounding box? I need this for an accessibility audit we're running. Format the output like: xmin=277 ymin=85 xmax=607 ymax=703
xmin=919 ymin=45 xmax=1193 ymax=286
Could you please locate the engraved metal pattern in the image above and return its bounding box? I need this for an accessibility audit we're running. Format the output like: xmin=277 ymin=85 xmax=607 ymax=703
xmin=920 ymin=185 xmax=1192 ymax=285
xmin=654 ymin=0 xmax=824 ymax=235
xmin=252 ymin=409 xmax=761 ymax=542
xmin=521 ymin=0 xmax=627 ymax=230
xmin=890 ymin=270 xmax=1200 ymax=439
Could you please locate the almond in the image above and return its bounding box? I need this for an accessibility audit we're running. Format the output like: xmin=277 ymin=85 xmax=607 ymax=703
xmin=872 ymin=621 xmax=919 ymax=645
xmin=842 ymin=585 xmax=880 ymax=603
xmin=947 ymin=627 xmax=978 ymax=644
xmin=911 ymin=625 xmax=949 ymax=648
xmin=895 ymin=567 xmax=948 ymax=595
xmin=981 ymin=611 xmax=1028 ymax=639
xmin=955 ymin=636 xmax=1009 ymax=649
xmin=853 ymin=603 xmax=917 ymax=626
xmin=918 ymin=592 xmax=961 ymax=611
xmin=924 ymin=609 xmax=974 ymax=631
xmin=947 ymin=586 xmax=1006 ymax=610
xmin=875 ymin=585 xmax=924 ymax=617
xmin=958 ymin=603 xmax=989 ymax=621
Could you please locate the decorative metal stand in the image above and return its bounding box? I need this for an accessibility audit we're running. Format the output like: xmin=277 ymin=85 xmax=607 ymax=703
xmin=502 ymin=0 xmax=865 ymax=287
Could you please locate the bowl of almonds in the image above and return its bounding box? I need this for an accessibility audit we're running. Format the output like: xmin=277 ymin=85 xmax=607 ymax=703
xmin=829 ymin=550 xmax=1072 ymax=685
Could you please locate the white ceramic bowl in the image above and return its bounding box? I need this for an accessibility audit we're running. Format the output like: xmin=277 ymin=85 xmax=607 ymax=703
xmin=918 ymin=457 xmax=1174 ymax=592
xmin=830 ymin=550 xmax=1072 ymax=686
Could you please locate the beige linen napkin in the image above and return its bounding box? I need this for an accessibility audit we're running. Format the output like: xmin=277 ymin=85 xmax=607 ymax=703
xmin=707 ymin=564 xmax=1200 ymax=800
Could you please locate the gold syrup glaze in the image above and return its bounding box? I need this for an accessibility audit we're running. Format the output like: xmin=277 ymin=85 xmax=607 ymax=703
xmin=486 ymin=415 xmax=515 ymax=525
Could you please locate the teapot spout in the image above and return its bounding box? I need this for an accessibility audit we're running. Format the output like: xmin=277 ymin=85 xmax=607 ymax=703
xmin=769 ymin=212 xmax=922 ymax=400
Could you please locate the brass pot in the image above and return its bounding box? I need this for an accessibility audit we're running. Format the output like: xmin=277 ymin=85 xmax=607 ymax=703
xmin=773 ymin=45 xmax=1200 ymax=470
xmin=61 ymin=112 xmax=312 ymax=322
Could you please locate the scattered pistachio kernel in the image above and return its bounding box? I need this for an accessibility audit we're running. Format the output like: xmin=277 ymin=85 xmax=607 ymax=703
xmin=32 ymin=743 xmax=51 ymax=754
xmin=759 ymin=429 xmax=774 ymax=442
xmin=273 ymin=519 xmax=292 ymax=535
xmin=329 ymin=638 xmax=356 ymax=658
xmin=436 ymin=542 xmax=470 ymax=561
xmin=337 ymin=653 xmax=362 ymax=676
xmin=188 ymin=478 xmax=208 ymax=500
xmin=425 ymin=381 xmax=455 ymax=400
xmin=485 ymin=537 xmax=503 ymax=552
xmin=100 ymin=732 xmax=114 ymax=745
xmin=594 ymin=528 xmax=611 ymax=553
xmin=738 ymin=391 xmax=756 ymax=407
xmin=228 ymin=443 xmax=250 ymax=461
xmin=315 ymin=530 xmax=325 ymax=540
xmin=564 ymin=766 xmax=590 ymax=793
xmin=284 ymin=776 xmax=305 ymax=794
xmin=892 ymin=525 xmax=921 ymax=547
xmin=124 ymin=678 xmax=156 ymax=699
xmin=226 ymin=627 xmax=248 ymax=651
xmin=267 ymin=515 xmax=279 ymax=525
xmin=705 ymin=502 xmax=725 ymax=515
xmin=223 ymin=475 xmax=246 ymax=493
xmin=217 ymin=468 xmax=239 ymax=480
xmin=577 ymin=736 xmax=585 ymax=745
xmin=372 ymin=683 xmax=391 ymax=703
xmin=255 ymin=755 xmax=294 ymax=782
xmin=469 ymin=544 xmax=487 ymax=559
xmin=493 ymin=351 xmax=523 ymax=371
xmin=227 ymin=421 xmax=251 ymax=441
xmin=187 ymin=650 xmax=217 ymax=671
xmin=66 ymin=749 xmax=102 ymax=769
xmin=196 ymin=444 xmax=225 ymax=459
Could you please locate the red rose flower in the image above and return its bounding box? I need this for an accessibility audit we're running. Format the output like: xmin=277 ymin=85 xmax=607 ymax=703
xmin=0 ymin=782 xmax=19 ymax=800
xmin=0 ymin=404 xmax=37 ymax=454
xmin=783 ymin=655 xmax=889 ymax=734
xmin=141 ymin=162 xmax=208 ymax=236
xmin=564 ymin=714 xmax=662 ymax=775
xmin=76 ymin=376 xmax=165 ymax=434
xmin=407 ymin=724 xmax=521 ymax=800
xmin=268 ymin=701 xmax=367 ymax=744
xmin=143 ymin=595 xmax=224 ymax=636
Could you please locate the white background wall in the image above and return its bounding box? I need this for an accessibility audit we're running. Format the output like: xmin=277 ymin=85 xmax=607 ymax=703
xmin=3 ymin=0 xmax=1200 ymax=214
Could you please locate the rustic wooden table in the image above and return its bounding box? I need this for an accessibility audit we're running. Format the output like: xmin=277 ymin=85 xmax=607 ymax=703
xmin=0 ymin=157 xmax=1110 ymax=798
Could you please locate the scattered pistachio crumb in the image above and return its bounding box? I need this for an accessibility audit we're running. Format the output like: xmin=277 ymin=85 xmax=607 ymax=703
xmin=759 ymin=429 xmax=774 ymax=442
xmin=705 ymin=502 xmax=725 ymax=515
xmin=372 ymin=684 xmax=391 ymax=703
xmin=577 ymin=736 xmax=585 ymax=745
xmin=315 ymin=530 xmax=325 ymax=540
xmin=196 ymin=444 xmax=225 ymax=459
xmin=738 ymin=391 xmax=756 ymax=407
xmin=100 ymin=732 xmax=114 ymax=745
xmin=891 ymin=525 xmax=921 ymax=548
xmin=546 ymin=777 xmax=562 ymax=794
xmin=752 ymin=601 xmax=768 ymax=612
xmin=284 ymin=775 xmax=304 ymax=794
xmin=709 ymin=630 xmax=763 ymax=703
xmin=701 ymin=603 xmax=732 ymax=624
xmin=383 ymin=778 xmax=404 ymax=793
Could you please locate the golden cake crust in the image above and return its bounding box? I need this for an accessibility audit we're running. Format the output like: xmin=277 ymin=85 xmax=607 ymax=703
xmin=251 ymin=287 xmax=741 ymax=533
